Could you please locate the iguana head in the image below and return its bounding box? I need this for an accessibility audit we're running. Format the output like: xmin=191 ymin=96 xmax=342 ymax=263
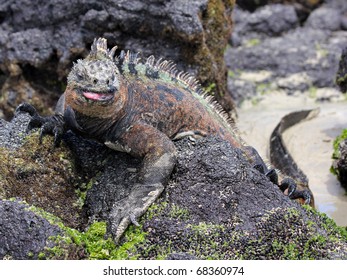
xmin=67 ymin=38 xmax=120 ymax=103
xmin=65 ymin=38 xmax=127 ymax=119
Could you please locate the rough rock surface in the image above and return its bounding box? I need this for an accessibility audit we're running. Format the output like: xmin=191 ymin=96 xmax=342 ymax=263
xmin=0 ymin=0 xmax=235 ymax=119
xmin=336 ymin=47 xmax=347 ymax=93
xmin=231 ymin=4 xmax=299 ymax=45
xmin=0 ymin=199 xmax=85 ymax=260
xmin=236 ymin=0 xmax=323 ymax=20
xmin=0 ymin=199 xmax=61 ymax=260
xmin=332 ymin=137 xmax=347 ymax=190
xmin=0 ymin=113 xmax=86 ymax=229
xmin=305 ymin=6 xmax=342 ymax=31
xmin=226 ymin=1 xmax=347 ymax=105
xmin=1 ymin=112 xmax=347 ymax=259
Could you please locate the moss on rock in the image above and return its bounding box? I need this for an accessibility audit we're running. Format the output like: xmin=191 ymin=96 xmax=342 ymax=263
xmin=0 ymin=132 xmax=85 ymax=228
xmin=331 ymin=129 xmax=347 ymax=189
xmin=124 ymin=201 xmax=347 ymax=260
xmin=196 ymin=0 xmax=236 ymax=112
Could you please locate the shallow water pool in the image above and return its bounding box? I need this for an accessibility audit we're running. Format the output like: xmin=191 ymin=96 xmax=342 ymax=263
xmin=238 ymin=94 xmax=347 ymax=226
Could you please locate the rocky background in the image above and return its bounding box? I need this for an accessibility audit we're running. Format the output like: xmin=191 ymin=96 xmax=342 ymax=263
xmin=332 ymin=47 xmax=347 ymax=187
xmin=1 ymin=0 xmax=347 ymax=260
xmin=0 ymin=0 xmax=235 ymax=119
xmin=227 ymin=0 xmax=347 ymax=104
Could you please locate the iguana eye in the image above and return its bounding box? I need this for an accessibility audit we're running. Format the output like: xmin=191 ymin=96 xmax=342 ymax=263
xmin=76 ymin=73 xmax=84 ymax=80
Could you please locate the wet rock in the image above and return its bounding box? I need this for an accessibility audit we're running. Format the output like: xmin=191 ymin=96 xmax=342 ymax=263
xmin=227 ymin=78 xmax=257 ymax=105
xmin=276 ymin=72 xmax=312 ymax=92
xmin=236 ymin=0 xmax=323 ymax=21
xmin=0 ymin=199 xmax=84 ymax=260
xmin=326 ymin=0 xmax=347 ymax=31
xmin=0 ymin=199 xmax=60 ymax=260
xmin=305 ymin=7 xmax=342 ymax=31
xmin=226 ymin=28 xmax=344 ymax=90
xmin=231 ymin=4 xmax=299 ymax=46
xmin=229 ymin=28 xmax=335 ymax=77
xmin=0 ymin=0 xmax=235 ymax=118
xmin=336 ymin=47 xmax=347 ymax=93
xmin=332 ymin=137 xmax=347 ymax=190
xmin=236 ymin=0 xmax=322 ymax=12
xmin=226 ymin=3 xmax=347 ymax=102
xmin=325 ymin=0 xmax=347 ymax=12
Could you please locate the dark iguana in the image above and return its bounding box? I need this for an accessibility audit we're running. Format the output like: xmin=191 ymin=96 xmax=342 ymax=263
xmin=270 ymin=109 xmax=319 ymax=206
xmin=16 ymin=38 xmax=312 ymax=241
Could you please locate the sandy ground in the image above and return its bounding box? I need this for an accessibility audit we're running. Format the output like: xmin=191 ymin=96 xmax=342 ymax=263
xmin=238 ymin=93 xmax=347 ymax=226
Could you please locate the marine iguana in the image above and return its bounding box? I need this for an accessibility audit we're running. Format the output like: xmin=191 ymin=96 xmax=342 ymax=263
xmin=16 ymin=38 xmax=312 ymax=241
xmin=270 ymin=109 xmax=319 ymax=207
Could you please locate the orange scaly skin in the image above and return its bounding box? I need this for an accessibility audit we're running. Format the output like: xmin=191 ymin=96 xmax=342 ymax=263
xmin=16 ymin=38 xmax=312 ymax=242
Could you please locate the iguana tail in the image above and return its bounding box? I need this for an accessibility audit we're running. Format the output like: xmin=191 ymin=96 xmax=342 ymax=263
xmin=270 ymin=108 xmax=320 ymax=206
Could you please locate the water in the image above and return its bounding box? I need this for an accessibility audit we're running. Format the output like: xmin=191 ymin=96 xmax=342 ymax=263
xmin=238 ymin=93 xmax=347 ymax=226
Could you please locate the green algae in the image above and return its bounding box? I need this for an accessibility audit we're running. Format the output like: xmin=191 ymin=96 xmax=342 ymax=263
xmin=0 ymin=132 xmax=84 ymax=227
xmin=332 ymin=129 xmax=347 ymax=159
xmin=331 ymin=129 xmax=347 ymax=176
xmin=23 ymin=201 xmax=148 ymax=260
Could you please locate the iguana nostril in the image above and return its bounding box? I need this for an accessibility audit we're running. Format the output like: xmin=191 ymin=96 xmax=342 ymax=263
xmin=93 ymin=78 xmax=98 ymax=84
xmin=108 ymin=85 xmax=116 ymax=93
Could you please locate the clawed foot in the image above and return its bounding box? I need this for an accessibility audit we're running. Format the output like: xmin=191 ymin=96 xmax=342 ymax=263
xmin=109 ymin=183 xmax=164 ymax=243
xmin=256 ymin=165 xmax=312 ymax=205
xmin=265 ymin=170 xmax=311 ymax=205
xmin=278 ymin=177 xmax=311 ymax=205
xmin=248 ymin=146 xmax=312 ymax=205
xmin=15 ymin=103 xmax=65 ymax=146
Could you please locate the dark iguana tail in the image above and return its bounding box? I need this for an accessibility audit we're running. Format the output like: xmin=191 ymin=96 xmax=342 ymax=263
xmin=270 ymin=108 xmax=320 ymax=206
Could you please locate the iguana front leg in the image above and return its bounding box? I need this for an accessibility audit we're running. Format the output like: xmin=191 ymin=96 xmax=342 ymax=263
xmin=16 ymin=103 xmax=82 ymax=146
xmin=108 ymin=122 xmax=177 ymax=242
xmin=16 ymin=103 xmax=65 ymax=146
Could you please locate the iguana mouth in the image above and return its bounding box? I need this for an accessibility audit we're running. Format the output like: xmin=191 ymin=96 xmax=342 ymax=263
xmin=82 ymin=91 xmax=114 ymax=102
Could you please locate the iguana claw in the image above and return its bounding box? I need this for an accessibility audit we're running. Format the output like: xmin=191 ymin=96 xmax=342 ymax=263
xmin=288 ymin=189 xmax=311 ymax=205
xmin=129 ymin=213 xmax=140 ymax=227
xmin=16 ymin=103 xmax=65 ymax=146
xmin=278 ymin=177 xmax=311 ymax=205
xmin=109 ymin=183 xmax=164 ymax=243
xmin=251 ymin=156 xmax=312 ymax=205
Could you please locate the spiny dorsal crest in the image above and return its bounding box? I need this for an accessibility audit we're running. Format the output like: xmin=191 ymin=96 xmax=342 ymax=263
xmin=87 ymin=38 xmax=118 ymax=61
xmin=136 ymin=54 xmax=235 ymax=129
xmin=119 ymin=50 xmax=141 ymax=65
xmin=144 ymin=55 xmax=200 ymax=90
xmin=75 ymin=38 xmax=236 ymax=133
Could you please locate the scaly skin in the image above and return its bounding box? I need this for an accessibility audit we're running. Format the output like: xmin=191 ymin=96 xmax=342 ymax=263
xmin=270 ymin=109 xmax=318 ymax=207
xmin=16 ymin=38 xmax=312 ymax=242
